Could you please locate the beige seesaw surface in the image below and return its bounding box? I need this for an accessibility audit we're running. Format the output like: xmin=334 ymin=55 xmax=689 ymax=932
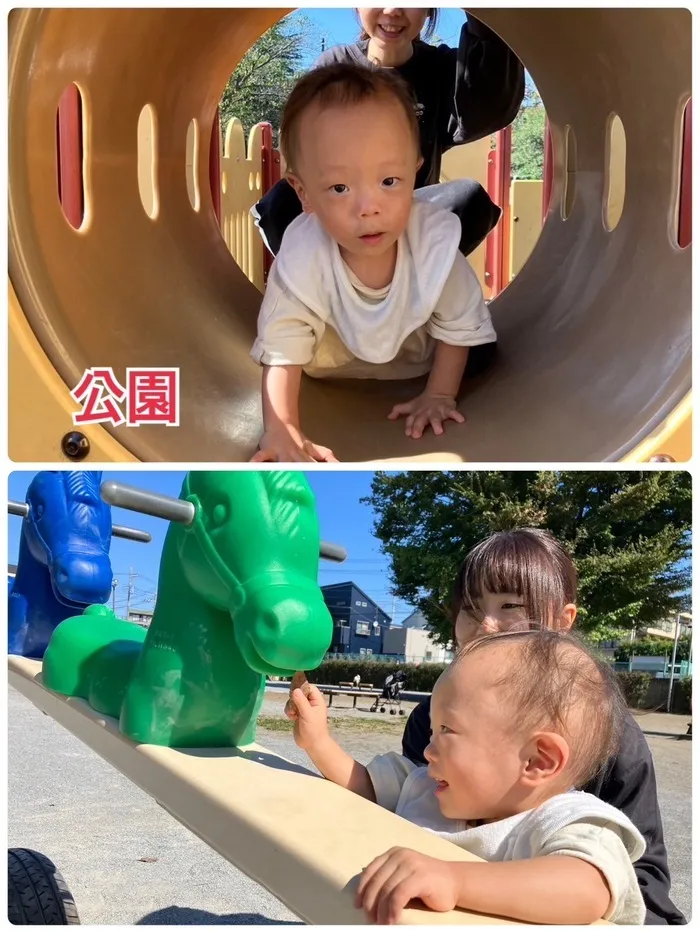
xmin=9 ymin=656 xmax=533 ymax=925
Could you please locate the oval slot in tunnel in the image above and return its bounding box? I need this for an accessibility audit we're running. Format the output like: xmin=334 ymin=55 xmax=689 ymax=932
xmin=604 ymin=114 xmax=626 ymax=231
xmin=561 ymin=124 xmax=577 ymax=220
xmin=676 ymin=98 xmax=691 ymax=248
xmin=137 ymin=104 xmax=159 ymax=219
xmin=186 ymin=118 xmax=201 ymax=212
xmin=56 ymin=83 xmax=85 ymax=230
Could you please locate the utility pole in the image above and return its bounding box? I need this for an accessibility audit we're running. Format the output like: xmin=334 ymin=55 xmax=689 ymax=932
xmin=321 ymin=36 xmax=326 ymax=53
xmin=666 ymin=611 xmax=692 ymax=713
xmin=125 ymin=567 xmax=134 ymax=621
xmin=111 ymin=579 xmax=118 ymax=613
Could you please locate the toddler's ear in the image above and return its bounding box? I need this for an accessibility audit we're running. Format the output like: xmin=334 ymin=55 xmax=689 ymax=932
xmin=287 ymin=172 xmax=314 ymax=214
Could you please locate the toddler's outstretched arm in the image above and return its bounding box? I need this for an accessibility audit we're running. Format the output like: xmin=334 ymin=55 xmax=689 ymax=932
xmin=388 ymin=342 xmax=469 ymax=439
xmin=251 ymin=365 xmax=338 ymax=462
xmin=286 ymin=684 xmax=376 ymax=801
xmin=357 ymin=849 xmax=612 ymax=925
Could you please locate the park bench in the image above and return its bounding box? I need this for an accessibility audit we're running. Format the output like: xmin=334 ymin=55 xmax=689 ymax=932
xmin=319 ymin=686 xmax=382 ymax=709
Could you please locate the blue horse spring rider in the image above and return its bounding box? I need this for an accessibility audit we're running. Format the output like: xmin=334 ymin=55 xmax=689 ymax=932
xmin=7 ymin=471 xmax=150 ymax=659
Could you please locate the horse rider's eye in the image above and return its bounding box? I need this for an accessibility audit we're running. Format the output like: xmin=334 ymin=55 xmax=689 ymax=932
xmin=211 ymin=504 xmax=227 ymax=526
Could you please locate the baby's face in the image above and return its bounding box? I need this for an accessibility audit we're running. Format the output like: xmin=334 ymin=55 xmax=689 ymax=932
xmin=425 ymin=653 xmax=529 ymax=822
xmin=287 ymin=96 xmax=420 ymax=262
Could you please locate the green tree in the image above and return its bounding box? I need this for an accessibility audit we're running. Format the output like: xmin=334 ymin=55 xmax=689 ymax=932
xmin=615 ymin=636 xmax=691 ymax=662
xmin=511 ymin=83 xmax=546 ymax=180
xmin=363 ymin=472 xmax=691 ymax=645
xmin=219 ymin=13 xmax=316 ymax=138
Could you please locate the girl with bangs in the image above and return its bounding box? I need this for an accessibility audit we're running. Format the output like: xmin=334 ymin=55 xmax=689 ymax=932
xmin=401 ymin=528 xmax=684 ymax=925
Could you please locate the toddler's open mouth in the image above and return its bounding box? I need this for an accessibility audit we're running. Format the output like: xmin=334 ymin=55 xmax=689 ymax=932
xmin=359 ymin=232 xmax=385 ymax=245
xmin=434 ymin=779 xmax=449 ymax=795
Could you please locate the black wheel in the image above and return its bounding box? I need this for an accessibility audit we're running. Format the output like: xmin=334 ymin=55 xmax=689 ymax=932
xmin=399 ymin=710 xmax=406 ymax=716
xmin=8 ymin=848 xmax=80 ymax=924
xmin=390 ymin=709 xmax=396 ymax=716
xmin=380 ymin=706 xmax=386 ymax=713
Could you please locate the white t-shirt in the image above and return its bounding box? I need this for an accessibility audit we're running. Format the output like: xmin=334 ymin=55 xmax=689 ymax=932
xmin=367 ymin=752 xmax=646 ymax=925
xmin=250 ymin=200 xmax=496 ymax=380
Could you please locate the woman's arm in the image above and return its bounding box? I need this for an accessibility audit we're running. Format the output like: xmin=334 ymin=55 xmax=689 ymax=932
xmin=584 ymin=712 xmax=685 ymax=923
xmin=444 ymin=13 xmax=525 ymax=147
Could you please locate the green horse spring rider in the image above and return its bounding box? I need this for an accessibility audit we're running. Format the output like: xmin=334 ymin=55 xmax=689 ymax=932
xmin=42 ymin=472 xmax=334 ymax=748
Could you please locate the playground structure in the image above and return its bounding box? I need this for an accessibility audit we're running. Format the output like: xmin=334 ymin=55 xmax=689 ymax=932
xmin=8 ymin=469 xmax=591 ymax=926
xmin=43 ymin=472 xmax=336 ymax=747
xmin=8 ymin=8 xmax=691 ymax=463
xmin=7 ymin=470 xmax=150 ymax=659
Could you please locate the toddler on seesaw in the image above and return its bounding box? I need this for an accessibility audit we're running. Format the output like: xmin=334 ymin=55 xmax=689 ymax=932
xmin=286 ymin=630 xmax=645 ymax=924
xmin=250 ymin=62 xmax=496 ymax=462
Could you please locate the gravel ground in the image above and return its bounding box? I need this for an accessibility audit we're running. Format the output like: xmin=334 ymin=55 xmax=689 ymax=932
xmin=8 ymin=687 xmax=692 ymax=924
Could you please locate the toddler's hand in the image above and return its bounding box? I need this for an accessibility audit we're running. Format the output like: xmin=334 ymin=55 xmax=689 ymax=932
xmin=250 ymin=424 xmax=338 ymax=462
xmin=387 ymin=393 xmax=465 ymax=439
xmin=356 ymin=847 xmax=461 ymax=924
xmin=285 ymin=682 xmax=330 ymax=751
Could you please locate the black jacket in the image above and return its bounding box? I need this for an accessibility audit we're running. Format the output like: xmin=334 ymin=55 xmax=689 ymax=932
xmin=316 ymin=15 xmax=525 ymax=188
xmin=402 ymin=696 xmax=685 ymax=924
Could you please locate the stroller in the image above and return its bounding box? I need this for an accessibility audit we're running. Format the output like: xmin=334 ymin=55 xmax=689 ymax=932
xmin=370 ymin=671 xmax=406 ymax=715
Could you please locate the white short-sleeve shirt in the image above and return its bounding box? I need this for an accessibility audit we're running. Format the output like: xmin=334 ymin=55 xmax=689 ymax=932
xmin=366 ymin=752 xmax=647 ymax=925
xmin=250 ymin=199 xmax=496 ymax=380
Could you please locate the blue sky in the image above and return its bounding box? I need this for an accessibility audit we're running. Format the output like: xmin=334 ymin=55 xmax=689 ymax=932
xmin=8 ymin=471 xmax=414 ymax=623
xmin=296 ymin=7 xmax=467 ymax=64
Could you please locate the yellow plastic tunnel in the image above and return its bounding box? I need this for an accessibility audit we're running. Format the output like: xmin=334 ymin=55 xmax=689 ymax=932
xmin=8 ymin=7 xmax=691 ymax=462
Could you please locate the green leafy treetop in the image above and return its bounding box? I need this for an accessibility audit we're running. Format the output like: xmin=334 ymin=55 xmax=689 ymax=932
xmin=363 ymin=472 xmax=691 ymax=646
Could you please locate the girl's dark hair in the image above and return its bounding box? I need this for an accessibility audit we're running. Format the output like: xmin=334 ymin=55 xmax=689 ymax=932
xmin=358 ymin=8 xmax=439 ymax=43
xmin=451 ymin=528 xmax=578 ymax=638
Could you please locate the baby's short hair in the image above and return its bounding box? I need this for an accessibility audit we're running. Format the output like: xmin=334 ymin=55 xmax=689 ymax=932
xmin=280 ymin=62 xmax=421 ymax=174
xmin=457 ymin=630 xmax=627 ymax=788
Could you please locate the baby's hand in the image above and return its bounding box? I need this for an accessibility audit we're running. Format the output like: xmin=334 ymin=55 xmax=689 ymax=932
xmin=250 ymin=424 xmax=338 ymax=462
xmin=285 ymin=682 xmax=330 ymax=751
xmin=356 ymin=847 xmax=461 ymax=924
xmin=388 ymin=393 xmax=465 ymax=439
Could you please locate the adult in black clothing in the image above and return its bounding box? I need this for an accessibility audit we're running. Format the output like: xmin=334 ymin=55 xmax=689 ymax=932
xmin=401 ymin=529 xmax=685 ymax=926
xmin=252 ymin=8 xmax=524 ymax=257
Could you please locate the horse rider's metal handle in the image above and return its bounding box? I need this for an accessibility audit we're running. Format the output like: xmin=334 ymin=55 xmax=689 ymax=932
xmin=318 ymin=541 xmax=347 ymax=563
xmin=111 ymin=525 xmax=152 ymax=543
xmin=100 ymin=480 xmax=347 ymax=562
xmin=8 ymin=498 xmax=151 ymax=543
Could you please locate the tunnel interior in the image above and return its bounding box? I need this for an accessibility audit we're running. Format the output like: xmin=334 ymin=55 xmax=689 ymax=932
xmin=8 ymin=7 xmax=691 ymax=462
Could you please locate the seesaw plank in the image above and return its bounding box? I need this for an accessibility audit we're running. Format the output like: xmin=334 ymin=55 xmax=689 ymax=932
xmin=9 ymin=656 xmax=606 ymax=925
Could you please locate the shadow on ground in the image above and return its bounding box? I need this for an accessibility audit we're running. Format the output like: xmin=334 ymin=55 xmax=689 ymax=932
xmin=137 ymin=907 xmax=302 ymax=924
